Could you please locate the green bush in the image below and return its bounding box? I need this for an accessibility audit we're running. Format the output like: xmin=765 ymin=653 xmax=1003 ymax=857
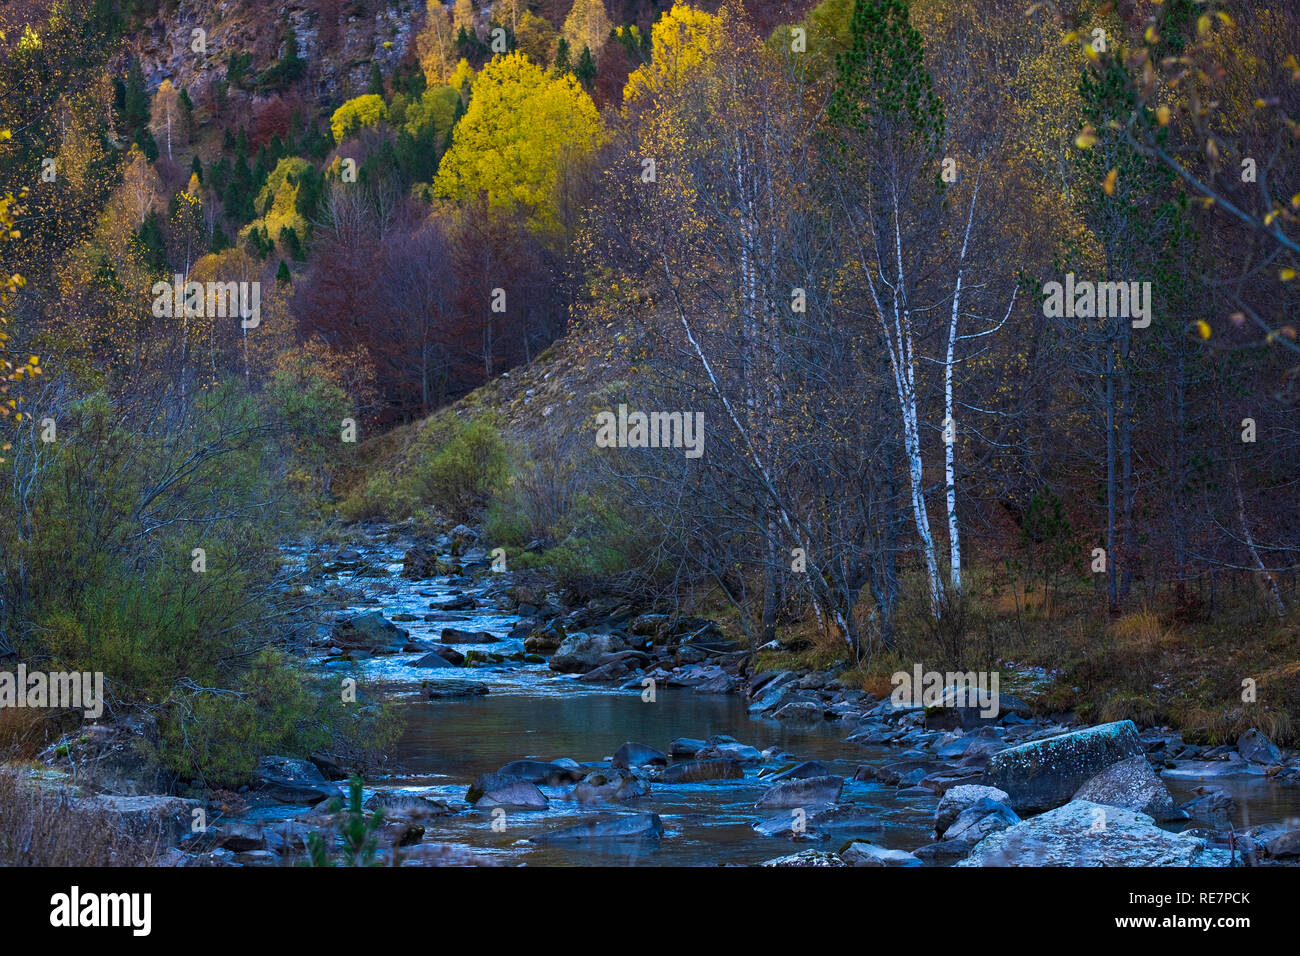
xmin=399 ymin=414 xmax=510 ymax=523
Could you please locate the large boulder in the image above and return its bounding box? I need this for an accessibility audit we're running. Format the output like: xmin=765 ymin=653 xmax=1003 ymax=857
xmin=549 ymin=633 xmax=630 ymax=673
xmin=531 ymin=813 xmax=664 ymax=845
xmin=253 ymin=756 xmax=343 ymax=804
xmin=956 ymin=800 xmax=1232 ymax=866
xmin=755 ymin=775 xmax=843 ymax=810
xmin=1071 ymin=755 xmax=1186 ymax=822
xmin=983 ymin=720 xmax=1144 ymax=813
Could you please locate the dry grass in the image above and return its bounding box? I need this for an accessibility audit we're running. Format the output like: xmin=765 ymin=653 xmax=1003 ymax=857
xmin=0 ymin=770 xmax=160 ymax=866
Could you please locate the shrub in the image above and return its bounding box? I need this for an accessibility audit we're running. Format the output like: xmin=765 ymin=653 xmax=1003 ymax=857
xmin=400 ymin=414 xmax=510 ymax=523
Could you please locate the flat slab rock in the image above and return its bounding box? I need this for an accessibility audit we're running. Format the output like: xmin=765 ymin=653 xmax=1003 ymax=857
xmin=955 ymin=800 xmax=1232 ymax=867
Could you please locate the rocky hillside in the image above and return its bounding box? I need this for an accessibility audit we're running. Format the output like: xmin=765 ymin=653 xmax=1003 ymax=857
xmin=122 ymin=0 xmax=417 ymax=106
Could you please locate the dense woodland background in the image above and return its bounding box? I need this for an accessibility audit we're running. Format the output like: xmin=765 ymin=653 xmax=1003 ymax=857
xmin=0 ymin=0 xmax=1298 ymax=786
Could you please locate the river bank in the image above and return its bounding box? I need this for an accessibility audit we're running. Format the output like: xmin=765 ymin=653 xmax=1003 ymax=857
xmin=12 ymin=521 xmax=1300 ymax=867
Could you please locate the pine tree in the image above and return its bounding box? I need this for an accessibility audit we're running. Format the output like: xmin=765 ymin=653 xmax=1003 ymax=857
xmin=828 ymin=0 xmax=943 ymax=155
xmin=575 ymin=44 xmax=596 ymax=90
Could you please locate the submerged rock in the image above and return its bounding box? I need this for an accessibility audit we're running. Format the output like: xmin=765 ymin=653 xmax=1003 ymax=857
xmin=424 ymin=679 xmax=489 ymax=699
xmin=440 ymin=628 xmax=498 ymax=644
xmin=531 ymin=812 xmax=664 ymax=845
xmin=658 ymin=760 xmax=745 ymax=784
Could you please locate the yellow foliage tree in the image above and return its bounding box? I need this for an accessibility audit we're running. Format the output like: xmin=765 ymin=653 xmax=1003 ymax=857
xmin=330 ymin=94 xmax=387 ymax=143
xmin=433 ymin=51 xmax=603 ymax=233
xmin=563 ymin=0 xmax=612 ymax=60
xmin=623 ymin=3 xmax=725 ymax=105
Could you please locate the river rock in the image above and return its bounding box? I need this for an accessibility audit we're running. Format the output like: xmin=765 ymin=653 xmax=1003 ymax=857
xmin=611 ymin=741 xmax=668 ymax=769
xmin=658 ymin=760 xmax=744 ymax=783
xmin=523 ymin=621 xmax=566 ymax=653
xmin=549 ymin=632 xmax=630 ymax=673
xmin=1262 ymin=828 xmax=1300 ymax=858
xmin=956 ymin=800 xmax=1232 ymax=866
xmin=772 ymin=701 xmax=826 ymax=722
xmin=449 ymin=525 xmax=477 ymax=556
xmin=364 ymin=792 xmax=452 ymax=820
xmin=1237 ymin=728 xmax=1282 ymax=765
xmin=497 ymin=760 xmax=585 ymax=785
xmin=943 ymin=798 xmax=1020 ymax=842
xmin=212 ymin=822 xmax=267 ymax=852
xmin=330 ymin=611 xmax=409 ymax=652
xmin=531 ymin=812 xmax=664 ymax=845
xmin=472 ymin=778 xmax=549 ymax=810
xmin=697 ymin=740 xmax=764 ymax=763
xmin=983 ymin=720 xmax=1144 ymax=813
xmin=1179 ymin=785 xmax=1236 ymax=827
xmin=935 ymin=784 xmax=1012 ymax=838
xmin=253 ymin=756 xmax=343 ymax=804
xmin=1071 ymin=755 xmax=1185 ymax=821
xmin=669 ymin=737 xmax=707 ymax=758
xmin=401 ymin=547 xmax=439 ymax=579
xmin=411 ymin=650 xmax=458 ymax=668
xmin=756 ymin=775 xmax=843 ymax=809
xmin=577 ymin=660 xmax=633 ymax=682
xmin=425 ymin=680 xmax=489 ymax=699
xmin=440 ymin=628 xmax=498 ymax=644
xmin=753 ymin=803 xmax=882 ymax=838
xmin=763 ymin=760 xmax=832 ymax=782
xmin=841 ymin=842 xmax=922 ymax=867
xmin=760 ymin=849 xmax=847 ymax=867
xmin=571 ymin=769 xmax=650 ymax=803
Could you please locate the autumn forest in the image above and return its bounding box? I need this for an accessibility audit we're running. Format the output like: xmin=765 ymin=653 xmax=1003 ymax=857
xmin=0 ymin=0 xmax=1299 ymax=876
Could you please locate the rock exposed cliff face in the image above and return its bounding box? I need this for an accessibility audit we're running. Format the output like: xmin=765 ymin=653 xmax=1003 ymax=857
xmin=123 ymin=0 xmax=419 ymax=107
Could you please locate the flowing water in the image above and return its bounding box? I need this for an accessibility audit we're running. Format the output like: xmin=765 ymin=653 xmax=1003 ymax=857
xmin=291 ymin=540 xmax=1300 ymax=866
